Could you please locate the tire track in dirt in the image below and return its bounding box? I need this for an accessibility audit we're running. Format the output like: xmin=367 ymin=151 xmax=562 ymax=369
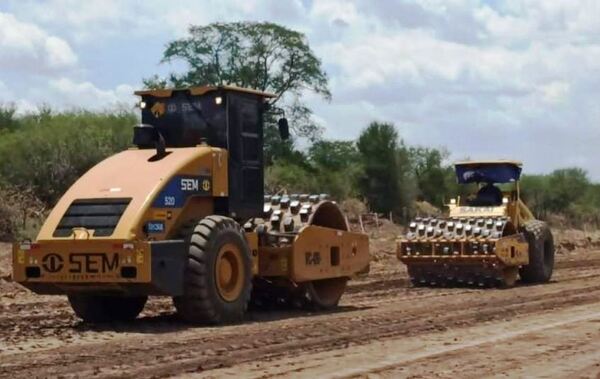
xmin=0 ymin=255 xmax=598 ymax=345
xmin=2 ymin=268 xmax=600 ymax=379
xmin=226 ymin=302 xmax=600 ymax=379
xmin=1 ymin=256 xmax=596 ymax=352
xmin=340 ymin=305 xmax=600 ymax=379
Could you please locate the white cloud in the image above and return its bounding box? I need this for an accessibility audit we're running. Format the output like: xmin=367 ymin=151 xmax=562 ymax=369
xmin=45 ymin=36 xmax=78 ymax=69
xmin=1 ymin=0 xmax=600 ymax=178
xmin=539 ymin=81 xmax=570 ymax=104
xmin=4 ymin=0 xmax=140 ymax=42
xmin=311 ymin=0 xmax=360 ymax=25
xmin=3 ymin=0 xmax=306 ymax=41
xmin=0 ymin=12 xmax=77 ymax=72
xmin=47 ymin=78 xmax=136 ymax=109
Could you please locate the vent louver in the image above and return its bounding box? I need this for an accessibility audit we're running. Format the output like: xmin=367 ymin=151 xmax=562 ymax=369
xmin=53 ymin=198 xmax=131 ymax=237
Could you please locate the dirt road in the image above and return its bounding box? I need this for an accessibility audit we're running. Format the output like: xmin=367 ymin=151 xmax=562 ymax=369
xmin=0 ymin=241 xmax=599 ymax=378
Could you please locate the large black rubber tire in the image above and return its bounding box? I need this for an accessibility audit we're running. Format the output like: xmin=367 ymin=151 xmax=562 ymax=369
xmin=173 ymin=216 xmax=252 ymax=324
xmin=519 ymin=220 xmax=554 ymax=283
xmin=67 ymin=294 xmax=147 ymax=323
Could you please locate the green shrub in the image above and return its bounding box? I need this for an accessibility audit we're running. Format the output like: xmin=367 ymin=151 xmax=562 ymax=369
xmin=265 ymin=161 xmax=317 ymax=194
xmin=0 ymin=185 xmax=45 ymax=240
xmin=0 ymin=109 xmax=136 ymax=205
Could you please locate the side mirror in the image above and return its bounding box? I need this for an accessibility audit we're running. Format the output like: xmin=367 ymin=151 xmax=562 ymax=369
xmin=278 ymin=118 xmax=290 ymax=141
xmin=133 ymin=124 xmax=158 ymax=148
xmin=133 ymin=123 xmax=167 ymax=160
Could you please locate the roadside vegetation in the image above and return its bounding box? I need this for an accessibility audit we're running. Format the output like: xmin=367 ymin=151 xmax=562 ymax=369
xmin=1 ymin=105 xmax=599 ymax=240
xmin=0 ymin=106 xmax=135 ymax=238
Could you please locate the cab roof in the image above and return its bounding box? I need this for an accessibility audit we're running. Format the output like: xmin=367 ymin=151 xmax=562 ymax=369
xmin=454 ymin=160 xmax=523 ymax=184
xmin=134 ymin=85 xmax=276 ymax=99
xmin=454 ymin=160 xmax=522 ymax=167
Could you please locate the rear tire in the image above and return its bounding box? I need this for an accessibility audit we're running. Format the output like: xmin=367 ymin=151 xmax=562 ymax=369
xmin=68 ymin=294 xmax=147 ymax=323
xmin=173 ymin=216 xmax=252 ymax=324
xmin=519 ymin=220 xmax=554 ymax=283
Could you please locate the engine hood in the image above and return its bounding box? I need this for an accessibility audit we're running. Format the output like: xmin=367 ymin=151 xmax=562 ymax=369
xmin=37 ymin=146 xmax=222 ymax=241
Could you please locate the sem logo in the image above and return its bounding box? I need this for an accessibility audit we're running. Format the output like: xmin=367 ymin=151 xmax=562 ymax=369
xmin=151 ymin=102 xmax=166 ymax=118
xmin=69 ymin=253 xmax=119 ymax=274
xmin=181 ymin=178 xmax=199 ymax=191
xmin=42 ymin=253 xmax=64 ymax=273
xmin=152 ymin=175 xmax=212 ymax=208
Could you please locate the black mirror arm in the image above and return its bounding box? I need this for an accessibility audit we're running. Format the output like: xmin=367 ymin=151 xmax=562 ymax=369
xmin=155 ymin=131 xmax=167 ymax=158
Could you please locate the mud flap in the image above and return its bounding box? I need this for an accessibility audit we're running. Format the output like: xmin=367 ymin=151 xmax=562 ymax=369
xmin=149 ymin=240 xmax=187 ymax=296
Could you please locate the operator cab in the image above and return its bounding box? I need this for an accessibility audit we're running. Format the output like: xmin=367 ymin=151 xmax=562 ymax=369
xmin=454 ymin=160 xmax=522 ymax=207
xmin=134 ymin=86 xmax=277 ymax=148
xmin=133 ymin=86 xmax=278 ymax=220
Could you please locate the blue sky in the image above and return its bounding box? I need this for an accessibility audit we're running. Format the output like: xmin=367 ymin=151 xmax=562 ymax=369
xmin=1 ymin=0 xmax=599 ymax=178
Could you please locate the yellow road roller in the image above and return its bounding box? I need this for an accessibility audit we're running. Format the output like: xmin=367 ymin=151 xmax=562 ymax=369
xmin=13 ymin=86 xmax=370 ymax=323
xmin=398 ymin=160 xmax=554 ymax=288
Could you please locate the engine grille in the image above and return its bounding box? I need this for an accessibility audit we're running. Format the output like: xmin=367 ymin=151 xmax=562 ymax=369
xmin=53 ymin=198 xmax=131 ymax=237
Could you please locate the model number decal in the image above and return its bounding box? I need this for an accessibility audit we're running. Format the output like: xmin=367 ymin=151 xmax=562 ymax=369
xmin=152 ymin=175 xmax=212 ymax=208
xmin=146 ymin=221 xmax=165 ymax=234
xmin=305 ymin=252 xmax=322 ymax=266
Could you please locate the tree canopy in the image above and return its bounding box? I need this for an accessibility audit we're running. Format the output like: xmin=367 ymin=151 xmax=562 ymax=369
xmin=145 ymin=21 xmax=330 ymax=154
xmin=356 ymin=122 xmax=402 ymax=213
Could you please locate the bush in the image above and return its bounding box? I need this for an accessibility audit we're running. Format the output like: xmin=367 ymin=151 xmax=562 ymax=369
xmin=0 ymin=185 xmax=45 ymax=240
xmin=265 ymin=161 xmax=316 ymax=194
xmin=0 ymin=108 xmax=136 ymax=205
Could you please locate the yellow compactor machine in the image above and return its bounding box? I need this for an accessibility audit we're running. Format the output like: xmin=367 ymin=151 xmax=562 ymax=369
xmin=398 ymin=160 xmax=554 ymax=288
xmin=13 ymin=86 xmax=370 ymax=323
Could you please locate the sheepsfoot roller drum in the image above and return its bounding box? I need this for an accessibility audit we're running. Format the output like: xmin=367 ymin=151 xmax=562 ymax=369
xmin=398 ymin=161 xmax=554 ymax=288
xmin=12 ymin=85 xmax=370 ymax=324
xmin=399 ymin=216 xmax=527 ymax=287
xmin=248 ymin=194 xmax=369 ymax=310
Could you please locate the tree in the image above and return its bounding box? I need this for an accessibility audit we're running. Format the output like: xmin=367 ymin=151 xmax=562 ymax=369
xmin=409 ymin=147 xmax=452 ymax=207
xmin=264 ymin=140 xmax=362 ymax=200
xmin=265 ymin=161 xmax=316 ymax=195
xmin=356 ymin=122 xmax=401 ymax=213
xmin=520 ymin=174 xmax=550 ymax=218
xmin=396 ymin=141 xmax=418 ymax=218
xmin=308 ymin=140 xmax=363 ymax=199
xmin=0 ymin=104 xmax=18 ymax=132
xmin=308 ymin=140 xmax=359 ymax=171
xmin=145 ymin=21 xmax=331 ymax=162
xmin=546 ymin=168 xmax=589 ymax=213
